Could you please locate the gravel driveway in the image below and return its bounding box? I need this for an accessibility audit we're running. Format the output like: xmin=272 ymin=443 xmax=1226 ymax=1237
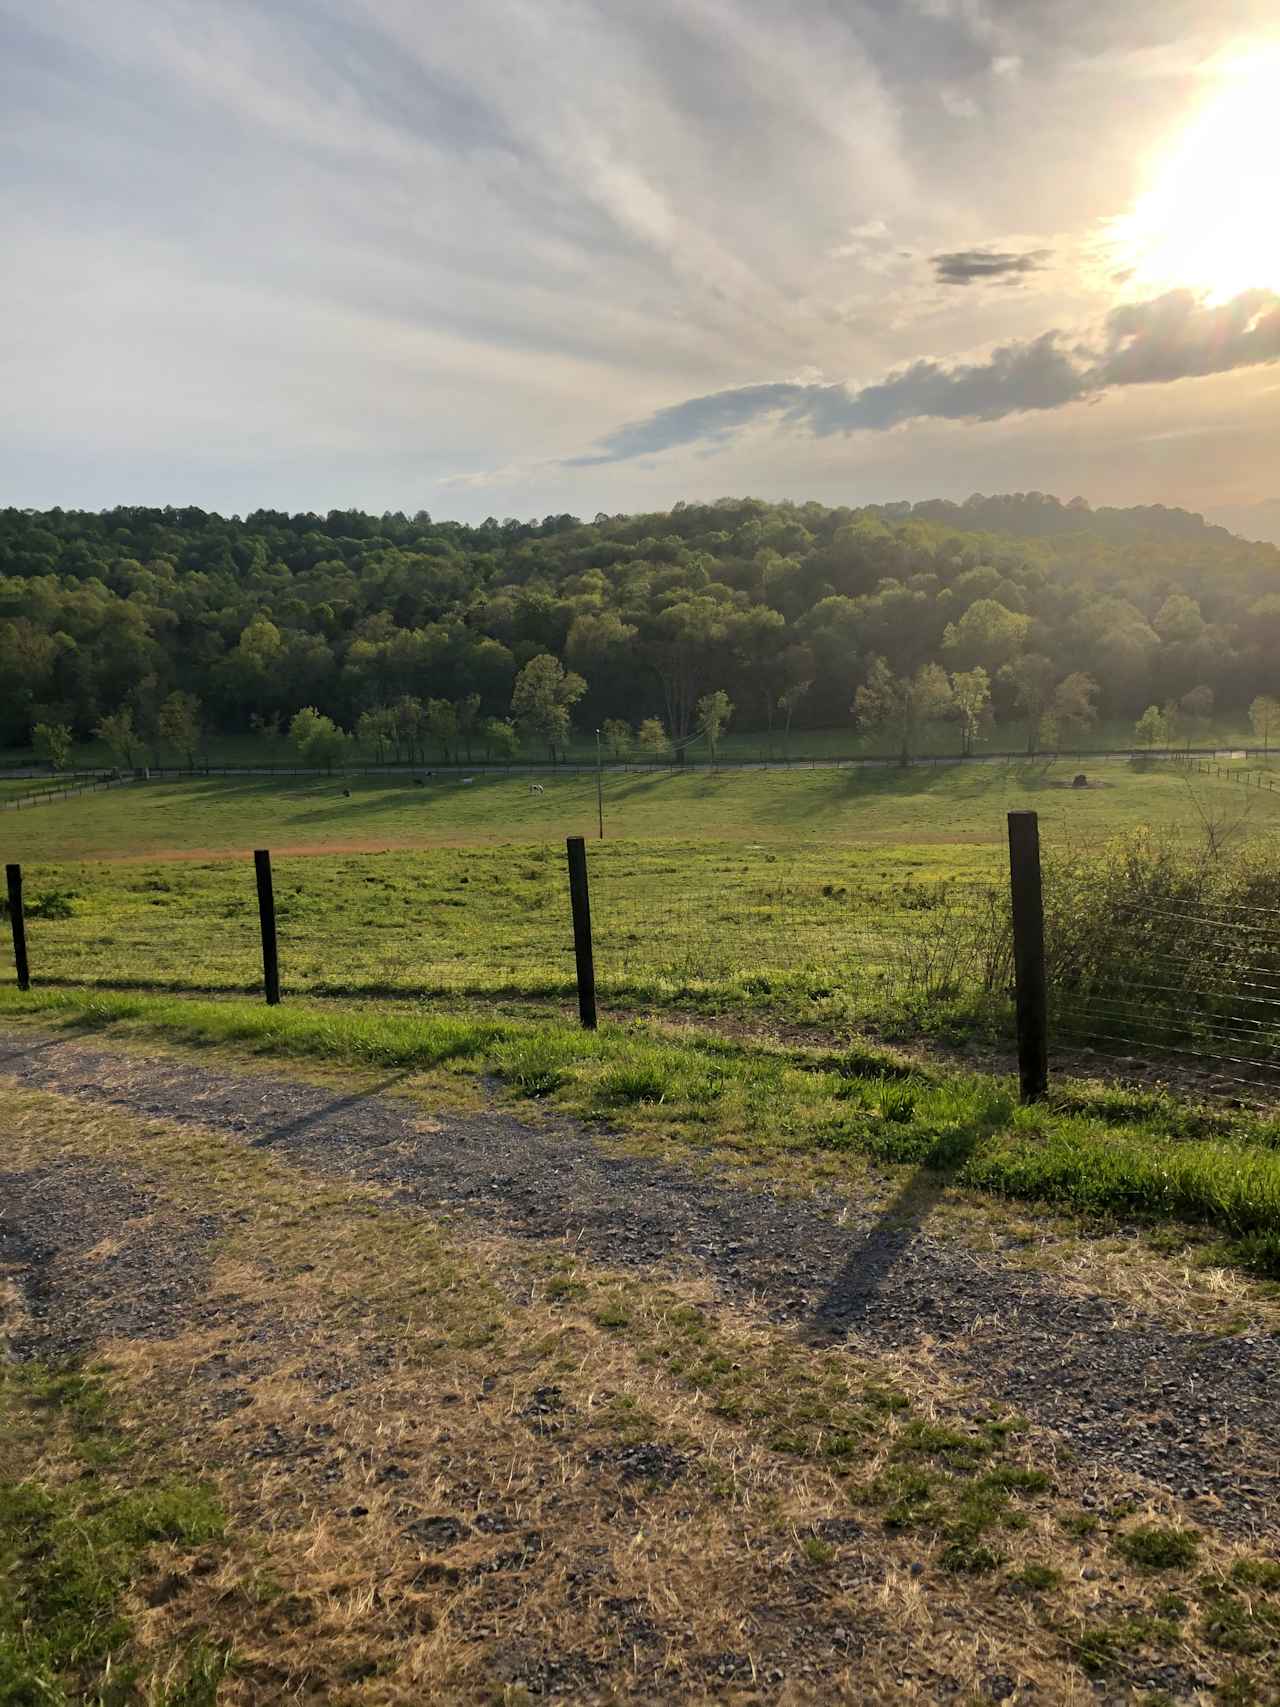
xmin=2 ymin=1024 xmax=1277 ymax=1537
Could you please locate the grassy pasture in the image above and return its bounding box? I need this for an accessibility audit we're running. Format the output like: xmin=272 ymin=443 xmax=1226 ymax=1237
xmin=3 ymin=755 xmax=1273 ymax=862
xmin=0 ymin=839 xmax=992 ymax=1026
xmin=3 ymin=759 xmax=1278 ymax=1031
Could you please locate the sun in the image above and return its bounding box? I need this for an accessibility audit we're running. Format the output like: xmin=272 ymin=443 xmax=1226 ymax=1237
xmin=1110 ymin=43 xmax=1280 ymax=302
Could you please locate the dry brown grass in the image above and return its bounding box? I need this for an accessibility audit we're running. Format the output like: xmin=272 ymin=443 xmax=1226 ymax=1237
xmin=5 ymin=1083 xmax=1280 ymax=1703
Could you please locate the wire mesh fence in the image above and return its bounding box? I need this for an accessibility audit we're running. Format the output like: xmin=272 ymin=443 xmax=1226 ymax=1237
xmin=1045 ymin=893 xmax=1280 ymax=1092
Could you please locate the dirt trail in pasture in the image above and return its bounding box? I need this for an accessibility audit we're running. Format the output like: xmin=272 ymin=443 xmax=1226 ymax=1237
xmin=45 ymin=828 xmax=1001 ymax=863
xmin=3 ymin=1024 xmax=1278 ymax=1541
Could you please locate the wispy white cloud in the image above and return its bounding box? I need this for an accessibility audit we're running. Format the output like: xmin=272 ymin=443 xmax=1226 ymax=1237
xmin=2 ymin=0 xmax=1279 ymax=517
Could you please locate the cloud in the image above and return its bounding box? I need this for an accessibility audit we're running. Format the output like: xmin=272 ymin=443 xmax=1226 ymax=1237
xmin=568 ymin=289 xmax=1280 ymax=463
xmin=1094 ymin=289 xmax=1280 ymax=386
xmin=932 ymin=248 xmax=1051 ymax=285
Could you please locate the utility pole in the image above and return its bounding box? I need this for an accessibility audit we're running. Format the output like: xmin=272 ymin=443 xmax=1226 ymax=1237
xmin=595 ymin=727 xmax=604 ymax=839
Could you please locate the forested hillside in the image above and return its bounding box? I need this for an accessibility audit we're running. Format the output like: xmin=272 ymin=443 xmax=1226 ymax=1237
xmin=3 ymin=492 xmax=1280 ymax=763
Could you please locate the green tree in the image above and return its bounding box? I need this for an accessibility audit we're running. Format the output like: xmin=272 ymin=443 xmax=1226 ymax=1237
xmin=32 ymin=720 xmax=73 ymax=772
xmin=94 ymin=708 xmax=141 ymax=770
xmin=696 ymin=689 xmax=734 ymax=763
xmin=157 ymin=691 xmax=203 ymax=769
xmin=482 ymin=716 xmax=521 ymax=763
xmin=1050 ymin=673 xmax=1099 ymax=750
xmin=456 ymin=693 xmax=482 ymax=763
xmin=941 ymin=599 xmax=1030 ymax=672
xmin=601 ymin=718 xmax=633 ymax=761
xmin=998 ymin=653 xmax=1057 ymax=755
xmin=1249 ymin=694 xmax=1280 ymax=751
xmin=426 ymin=698 xmax=458 ymax=762
xmin=1134 ymin=705 xmax=1169 ymax=749
xmin=392 ymin=696 xmax=426 ymax=764
xmin=511 ymin=654 xmax=586 ymax=761
xmin=289 ymin=707 xmax=351 ymax=772
xmin=356 ymin=706 xmax=397 ymax=764
xmin=1179 ymin=684 xmax=1214 ymax=744
xmin=949 ymin=667 xmax=991 ymax=756
xmin=637 ymin=717 xmax=670 ymax=759
xmin=777 ymin=678 xmax=811 ymax=753
xmin=854 ymin=659 xmax=953 ymax=764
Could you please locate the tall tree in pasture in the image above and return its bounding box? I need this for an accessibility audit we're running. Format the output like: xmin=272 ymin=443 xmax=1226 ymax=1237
xmin=94 ymin=707 xmax=141 ymax=770
xmin=642 ymin=597 xmax=729 ymax=744
xmin=637 ymin=717 xmax=670 ymax=758
xmin=696 ymin=689 xmax=734 ymax=763
xmin=602 ymin=718 xmax=633 ymax=761
xmin=392 ymin=695 xmax=426 ymax=763
xmin=157 ymin=690 xmax=203 ymax=769
xmin=777 ymin=677 xmax=812 ymax=752
xmin=32 ymin=721 xmax=73 ymax=772
xmin=511 ymin=653 xmax=586 ymax=762
xmin=949 ymin=667 xmax=991 ymax=756
xmin=425 ymin=698 xmax=458 ymax=762
xmin=854 ymin=658 xmax=954 ymax=765
xmin=482 ymin=717 xmax=521 ymax=763
xmin=356 ymin=706 xmax=397 ymax=764
xmin=1050 ymin=672 xmax=1099 ymax=751
xmin=1250 ymin=694 xmax=1280 ymax=752
xmin=1179 ymin=684 xmax=1214 ymax=744
xmin=289 ymin=706 xmax=351 ymax=773
xmin=1134 ymin=705 xmax=1169 ymax=749
xmin=456 ymin=692 xmax=482 ymax=763
xmin=998 ymin=653 xmax=1057 ymax=755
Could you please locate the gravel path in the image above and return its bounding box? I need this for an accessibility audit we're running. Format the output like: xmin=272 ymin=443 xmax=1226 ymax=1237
xmin=3 ymin=1024 xmax=1278 ymax=1535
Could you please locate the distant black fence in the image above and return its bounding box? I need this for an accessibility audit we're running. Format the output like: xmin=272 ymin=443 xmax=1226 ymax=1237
xmin=5 ymin=743 xmax=1280 ymax=788
xmin=0 ymin=774 xmax=134 ymax=812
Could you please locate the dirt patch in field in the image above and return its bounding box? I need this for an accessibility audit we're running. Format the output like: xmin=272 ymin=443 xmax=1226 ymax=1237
xmin=74 ymin=835 xmax=522 ymax=864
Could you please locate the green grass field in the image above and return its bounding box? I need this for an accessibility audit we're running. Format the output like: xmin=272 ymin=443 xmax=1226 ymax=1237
xmin=3 ymin=758 xmax=1277 ymax=1032
xmin=4 ymin=756 xmax=1273 ymax=862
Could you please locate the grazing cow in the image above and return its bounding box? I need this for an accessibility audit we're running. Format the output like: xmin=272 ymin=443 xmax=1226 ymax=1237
xmin=529 ymin=783 xmax=545 ymax=795
xmin=342 ymin=788 xmax=351 ymax=797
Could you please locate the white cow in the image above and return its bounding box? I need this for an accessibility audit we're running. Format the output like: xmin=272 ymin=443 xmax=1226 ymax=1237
xmin=529 ymin=783 xmax=545 ymax=795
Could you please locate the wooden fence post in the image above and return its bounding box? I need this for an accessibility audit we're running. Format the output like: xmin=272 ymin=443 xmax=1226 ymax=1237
xmin=1007 ymin=811 xmax=1048 ymax=1104
xmin=254 ymin=849 xmax=281 ymax=1006
xmin=565 ymin=835 xmax=597 ymax=1030
xmin=5 ymin=864 xmax=30 ymax=991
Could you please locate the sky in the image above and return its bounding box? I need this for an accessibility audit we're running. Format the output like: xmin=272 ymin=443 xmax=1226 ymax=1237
xmin=3 ymin=0 xmax=1280 ymax=532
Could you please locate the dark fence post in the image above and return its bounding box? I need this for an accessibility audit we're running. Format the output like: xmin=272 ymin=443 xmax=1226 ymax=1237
xmin=5 ymin=864 xmax=30 ymax=991
xmin=254 ymin=849 xmax=281 ymax=1006
xmin=1007 ymin=811 xmax=1048 ymax=1104
xmin=565 ymin=835 xmax=597 ymax=1030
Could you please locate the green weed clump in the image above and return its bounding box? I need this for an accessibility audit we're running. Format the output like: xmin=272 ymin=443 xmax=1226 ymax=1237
xmin=1114 ymin=1524 xmax=1201 ymax=1572
xmin=0 ymin=1363 xmax=230 ymax=1702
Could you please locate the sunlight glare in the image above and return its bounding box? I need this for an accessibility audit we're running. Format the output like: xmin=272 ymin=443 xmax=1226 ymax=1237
xmin=1111 ymin=44 xmax=1280 ymax=301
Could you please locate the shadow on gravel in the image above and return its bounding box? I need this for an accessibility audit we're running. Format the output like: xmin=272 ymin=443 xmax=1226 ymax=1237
xmin=248 ymin=1072 xmax=416 ymax=1149
xmin=0 ymin=1037 xmax=69 ymax=1068
xmin=804 ymin=1128 xmax=985 ymax=1341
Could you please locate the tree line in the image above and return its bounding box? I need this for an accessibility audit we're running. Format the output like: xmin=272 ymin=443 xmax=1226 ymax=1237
xmin=4 ymin=492 xmax=1280 ymax=766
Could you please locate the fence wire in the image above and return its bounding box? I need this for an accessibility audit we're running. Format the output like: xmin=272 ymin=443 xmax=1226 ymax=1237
xmin=9 ymin=834 xmax=1280 ymax=1099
